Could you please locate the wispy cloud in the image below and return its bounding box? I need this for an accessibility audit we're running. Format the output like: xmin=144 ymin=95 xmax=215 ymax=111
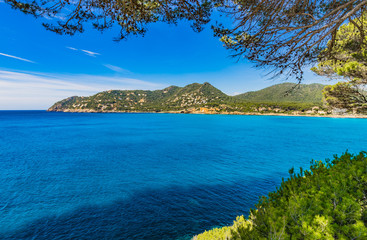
xmin=66 ymin=47 xmax=100 ymax=57
xmin=81 ymin=49 xmax=100 ymax=57
xmin=0 ymin=69 xmax=164 ymax=110
xmin=0 ymin=52 xmax=35 ymax=63
xmin=66 ymin=46 xmax=78 ymax=51
xmin=104 ymin=64 xmax=130 ymax=73
xmin=230 ymin=92 xmax=241 ymax=96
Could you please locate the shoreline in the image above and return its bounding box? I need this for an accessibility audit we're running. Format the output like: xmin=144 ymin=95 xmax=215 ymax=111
xmin=47 ymin=109 xmax=367 ymax=119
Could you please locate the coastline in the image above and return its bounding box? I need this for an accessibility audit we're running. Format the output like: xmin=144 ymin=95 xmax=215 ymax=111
xmin=47 ymin=109 xmax=367 ymax=119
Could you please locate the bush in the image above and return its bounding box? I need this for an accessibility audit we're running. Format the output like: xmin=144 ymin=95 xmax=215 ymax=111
xmin=193 ymin=152 xmax=367 ymax=239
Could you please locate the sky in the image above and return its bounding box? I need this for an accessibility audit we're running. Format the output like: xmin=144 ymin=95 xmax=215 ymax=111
xmin=0 ymin=2 xmax=334 ymax=110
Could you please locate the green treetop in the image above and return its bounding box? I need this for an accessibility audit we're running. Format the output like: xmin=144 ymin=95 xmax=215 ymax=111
xmin=312 ymin=14 xmax=367 ymax=113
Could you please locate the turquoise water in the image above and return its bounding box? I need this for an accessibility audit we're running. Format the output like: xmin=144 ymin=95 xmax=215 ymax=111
xmin=1 ymin=111 xmax=366 ymax=239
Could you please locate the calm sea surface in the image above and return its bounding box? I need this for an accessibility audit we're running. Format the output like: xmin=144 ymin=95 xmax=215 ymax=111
xmin=1 ymin=111 xmax=367 ymax=239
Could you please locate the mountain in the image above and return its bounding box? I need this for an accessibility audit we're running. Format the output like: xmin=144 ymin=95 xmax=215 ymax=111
xmin=48 ymin=82 xmax=326 ymax=113
xmin=48 ymin=82 xmax=229 ymax=112
xmin=234 ymin=83 xmax=325 ymax=103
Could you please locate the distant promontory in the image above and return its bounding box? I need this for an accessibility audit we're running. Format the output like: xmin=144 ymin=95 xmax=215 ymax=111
xmin=48 ymin=82 xmax=330 ymax=116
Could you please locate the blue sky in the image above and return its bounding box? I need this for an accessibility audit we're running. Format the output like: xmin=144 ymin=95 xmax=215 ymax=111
xmin=0 ymin=2 xmax=333 ymax=110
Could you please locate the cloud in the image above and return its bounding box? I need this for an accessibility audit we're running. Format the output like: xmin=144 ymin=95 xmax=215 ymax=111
xmin=81 ymin=49 xmax=100 ymax=57
xmin=103 ymin=64 xmax=129 ymax=73
xmin=0 ymin=69 xmax=164 ymax=110
xmin=66 ymin=47 xmax=100 ymax=57
xmin=0 ymin=52 xmax=35 ymax=63
xmin=66 ymin=46 xmax=78 ymax=51
xmin=230 ymin=92 xmax=241 ymax=96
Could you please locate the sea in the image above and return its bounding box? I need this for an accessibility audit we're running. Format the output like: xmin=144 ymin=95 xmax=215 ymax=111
xmin=1 ymin=111 xmax=366 ymax=239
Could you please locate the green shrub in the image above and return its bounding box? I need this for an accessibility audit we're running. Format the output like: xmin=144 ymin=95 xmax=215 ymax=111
xmin=194 ymin=152 xmax=367 ymax=239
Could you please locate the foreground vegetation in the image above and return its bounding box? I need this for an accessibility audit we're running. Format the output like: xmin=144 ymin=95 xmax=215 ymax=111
xmin=194 ymin=152 xmax=367 ymax=239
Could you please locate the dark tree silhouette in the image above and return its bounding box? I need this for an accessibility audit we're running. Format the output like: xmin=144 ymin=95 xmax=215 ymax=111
xmin=217 ymin=0 xmax=367 ymax=81
xmin=4 ymin=0 xmax=220 ymax=40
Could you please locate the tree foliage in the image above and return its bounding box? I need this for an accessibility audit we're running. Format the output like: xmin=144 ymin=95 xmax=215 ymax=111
xmin=217 ymin=0 xmax=367 ymax=81
xmin=321 ymin=83 xmax=367 ymax=113
xmin=194 ymin=152 xmax=367 ymax=240
xmin=4 ymin=0 xmax=219 ymax=40
xmin=312 ymin=14 xmax=367 ymax=112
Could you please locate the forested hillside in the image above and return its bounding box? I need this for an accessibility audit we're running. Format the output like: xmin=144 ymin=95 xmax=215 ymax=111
xmin=234 ymin=83 xmax=324 ymax=103
xmin=49 ymin=82 xmax=229 ymax=112
xmin=48 ymin=82 xmax=325 ymax=114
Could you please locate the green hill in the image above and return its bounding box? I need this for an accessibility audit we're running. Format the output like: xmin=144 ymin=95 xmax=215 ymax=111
xmin=48 ymin=82 xmax=326 ymax=113
xmin=234 ymin=83 xmax=325 ymax=103
xmin=48 ymin=82 xmax=229 ymax=112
